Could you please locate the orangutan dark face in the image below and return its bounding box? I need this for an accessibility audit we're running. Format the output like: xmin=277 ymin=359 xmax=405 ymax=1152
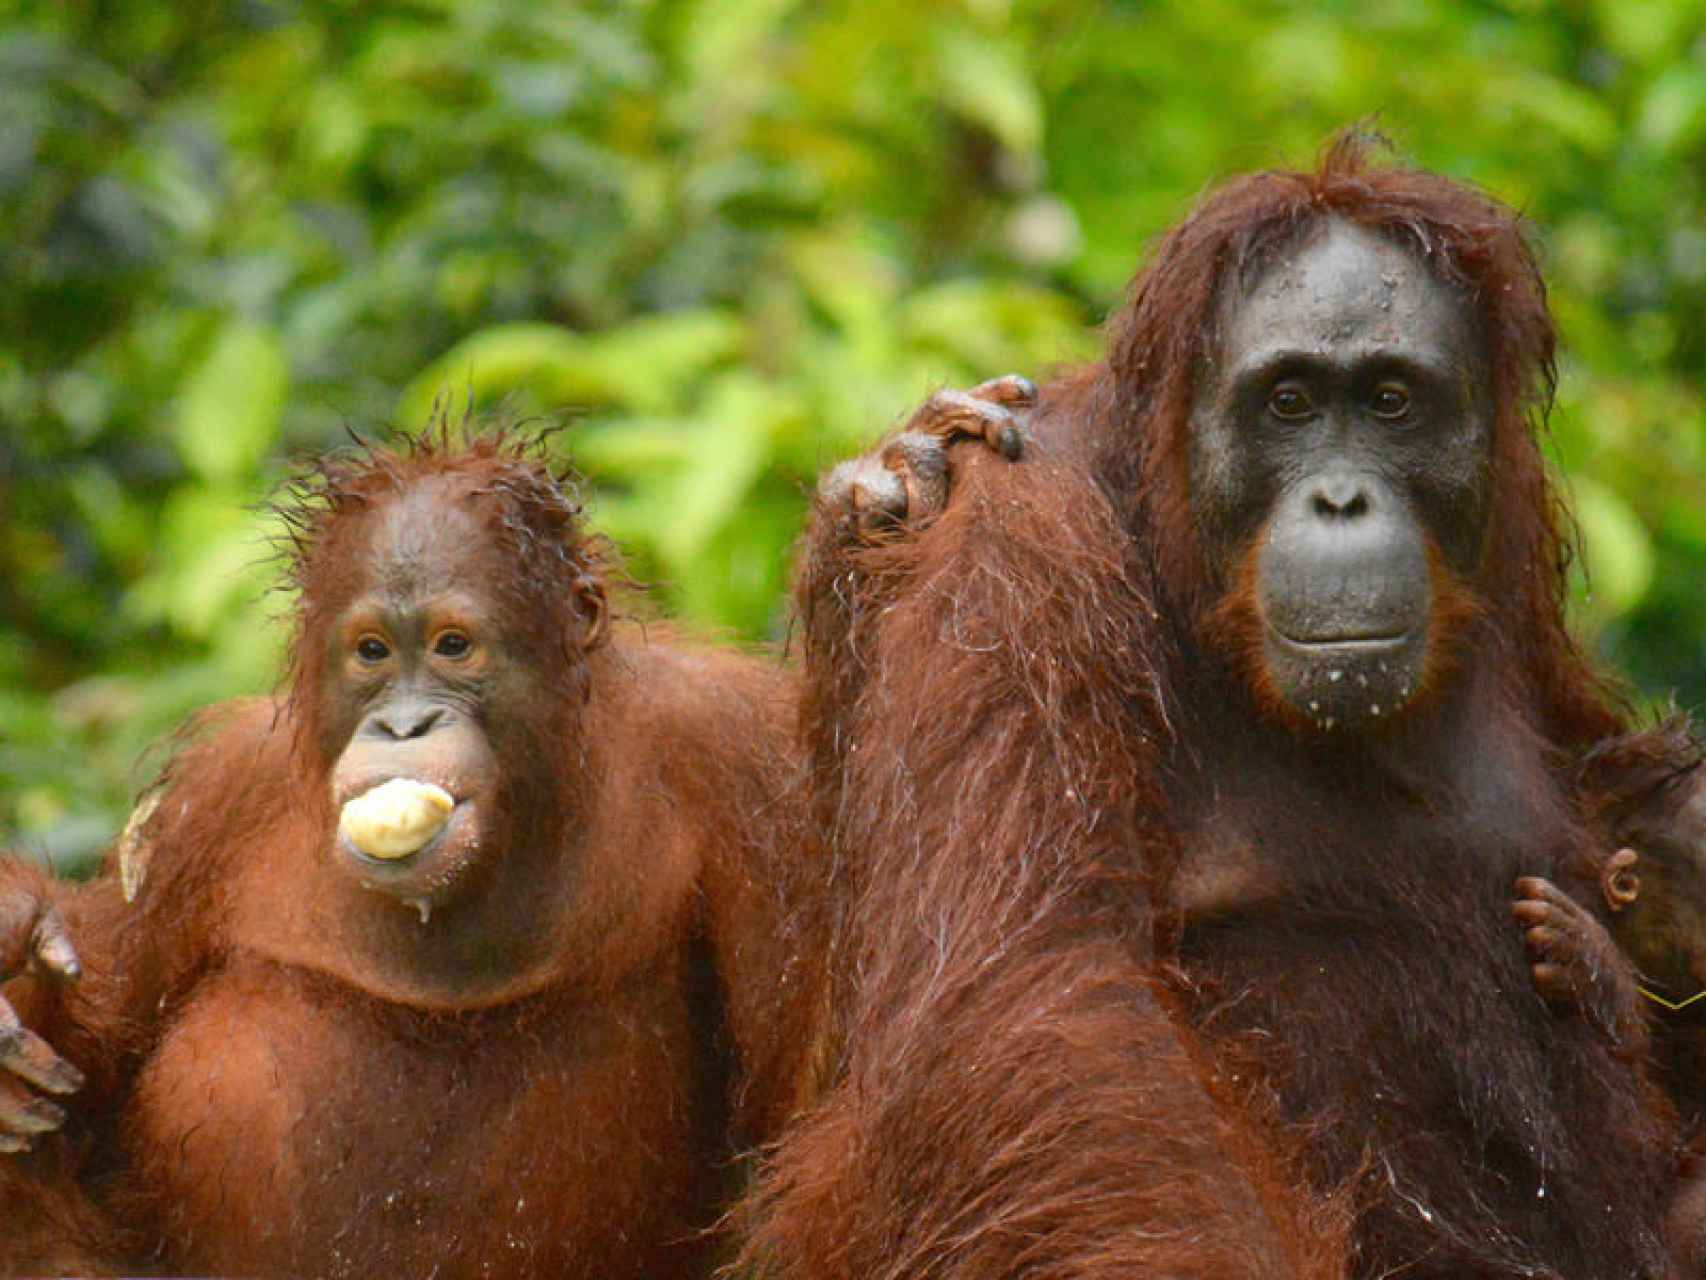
xmin=317 ymin=479 xmax=604 ymax=920
xmin=1189 ymin=219 xmax=1492 ymax=732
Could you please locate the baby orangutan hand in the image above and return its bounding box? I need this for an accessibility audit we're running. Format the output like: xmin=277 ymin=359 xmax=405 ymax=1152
xmin=1512 ymin=858 xmax=1646 ymax=1051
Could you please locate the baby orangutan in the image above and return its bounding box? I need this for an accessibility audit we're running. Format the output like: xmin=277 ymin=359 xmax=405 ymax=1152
xmin=1514 ymin=716 xmax=1706 ymax=1268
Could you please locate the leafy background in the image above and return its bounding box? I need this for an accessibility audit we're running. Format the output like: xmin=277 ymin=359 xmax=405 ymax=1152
xmin=3 ymin=0 xmax=1704 ymax=873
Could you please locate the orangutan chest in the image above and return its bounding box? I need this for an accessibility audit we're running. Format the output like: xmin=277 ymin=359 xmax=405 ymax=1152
xmin=123 ymin=963 xmax=720 ymax=1279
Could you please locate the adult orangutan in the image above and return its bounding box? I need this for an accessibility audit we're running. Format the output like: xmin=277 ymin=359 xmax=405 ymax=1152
xmin=0 ymin=428 xmax=817 ymax=1277
xmin=741 ymin=136 xmax=1679 ymax=1278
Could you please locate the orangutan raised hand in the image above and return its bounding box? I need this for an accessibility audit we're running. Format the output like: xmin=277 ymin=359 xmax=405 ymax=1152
xmin=820 ymin=374 xmax=1035 ymax=541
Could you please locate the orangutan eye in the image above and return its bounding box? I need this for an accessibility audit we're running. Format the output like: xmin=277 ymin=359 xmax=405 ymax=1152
xmin=356 ymin=635 xmax=390 ymax=664
xmin=433 ymin=630 xmax=472 ymax=659
xmin=1371 ymin=383 xmax=1411 ymax=419
xmin=1268 ymin=384 xmax=1313 ymax=420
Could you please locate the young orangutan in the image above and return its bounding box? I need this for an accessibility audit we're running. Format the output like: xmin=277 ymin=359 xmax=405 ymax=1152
xmin=0 ymin=427 xmax=819 ymax=1278
xmin=1514 ymin=715 xmax=1706 ymax=1267
xmin=1514 ymin=718 xmax=1706 ymax=1092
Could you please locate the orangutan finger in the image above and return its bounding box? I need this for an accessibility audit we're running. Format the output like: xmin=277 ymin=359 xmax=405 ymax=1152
xmin=1530 ymin=962 xmax=1568 ymax=997
xmin=1512 ymin=875 xmax=1563 ymax=903
xmin=0 ymin=1074 xmax=64 ymax=1136
xmin=848 ymin=465 xmax=910 ymax=528
xmin=1510 ymin=898 xmax=1554 ymax=927
xmin=0 ymin=1005 xmax=84 ymax=1096
xmin=969 ymin=374 xmax=1038 ymax=407
xmin=908 ymin=391 xmax=1024 ymax=460
xmin=1524 ymin=924 xmax=1562 ymax=956
xmin=29 ymin=909 xmax=80 ymax=983
xmin=1525 ymin=878 xmax=1580 ymax=912
xmin=882 ymin=433 xmax=950 ymax=518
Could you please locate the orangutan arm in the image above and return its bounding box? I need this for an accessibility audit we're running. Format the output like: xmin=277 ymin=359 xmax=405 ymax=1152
xmin=743 ymin=439 xmax=1342 ymax=1278
xmin=1512 ymin=870 xmax=1650 ymax=1054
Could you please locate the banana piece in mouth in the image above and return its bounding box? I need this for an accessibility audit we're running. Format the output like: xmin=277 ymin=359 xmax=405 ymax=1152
xmin=340 ymin=779 xmax=455 ymax=860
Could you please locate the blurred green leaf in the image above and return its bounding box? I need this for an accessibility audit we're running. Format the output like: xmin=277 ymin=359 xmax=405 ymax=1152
xmin=1571 ymin=475 xmax=1657 ymax=621
xmin=173 ymin=322 xmax=288 ymax=484
xmin=677 ymin=0 xmax=799 ymax=92
xmin=899 ymin=279 xmax=1092 ymax=371
xmin=933 ymin=25 xmax=1042 ymax=156
xmin=400 ymin=326 xmax=589 ymax=426
xmin=1592 ymin=0 xmax=1705 ymax=64
xmin=657 ymin=372 xmax=797 ymax=567
xmin=1483 ymin=71 xmax=1619 ymax=155
xmin=588 ymin=311 xmax=748 ymax=413
xmin=126 ymin=487 xmax=272 ymax=641
xmin=400 ymin=311 xmax=745 ymax=425
xmin=1637 ymin=67 xmax=1706 ymax=154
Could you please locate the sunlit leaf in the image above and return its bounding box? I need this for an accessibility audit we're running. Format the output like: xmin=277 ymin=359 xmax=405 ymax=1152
xmin=676 ymin=0 xmax=799 ymax=91
xmin=654 ymin=372 xmax=800 ymax=568
xmin=572 ymin=418 xmax=697 ymax=476
xmin=899 ymin=279 xmax=1093 ymax=372
xmin=1593 ymin=0 xmax=1702 ymax=64
xmin=586 ymin=311 xmax=747 ymax=414
xmin=399 ymin=311 xmax=744 ymax=426
xmin=173 ymin=323 xmax=288 ymax=484
xmin=1637 ymin=67 xmax=1706 ymax=154
xmin=399 ymin=325 xmax=585 ymax=427
xmin=125 ymin=488 xmax=274 ymax=642
xmin=932 ymin=25 xmax=1042 ymax=156
xmin=1571 ymin=475 xmax=1657 ymax=620
xmin=1480 ymin=71 xmax=1618 ymax=155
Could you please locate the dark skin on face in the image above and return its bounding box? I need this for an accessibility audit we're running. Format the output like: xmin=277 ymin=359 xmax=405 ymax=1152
xmin=316 ymin=482 xmax=603 ymax=936
xmin=1190 ymin=221 xmax=1492 ymax=734
xmin=813 ymin=228 xmax=1500 ymax=927
xmin=324 ymin=491 xmax=512 ymax=918
xmin=237 ymin=478 xmax=611 ymax=1010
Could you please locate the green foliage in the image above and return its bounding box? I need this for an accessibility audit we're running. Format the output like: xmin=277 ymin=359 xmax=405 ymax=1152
xmin=3 ymin=0 xmax=1705 ymax=871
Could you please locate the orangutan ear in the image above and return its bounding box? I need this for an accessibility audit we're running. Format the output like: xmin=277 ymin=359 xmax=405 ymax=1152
xmin=574 ymin=575 xmax=609 ymax=653
xmin=1601 ymin=847 xmax=1640 ymax=914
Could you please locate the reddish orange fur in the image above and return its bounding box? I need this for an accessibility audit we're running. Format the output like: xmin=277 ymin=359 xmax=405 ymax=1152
xmin=0 ymin=430 xmax=817 ymax=1277
xmin=744 ymin=133 xmax=1675 ymax=1279
xmin=741 ymin=446 xmax=1352 ymax=1278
